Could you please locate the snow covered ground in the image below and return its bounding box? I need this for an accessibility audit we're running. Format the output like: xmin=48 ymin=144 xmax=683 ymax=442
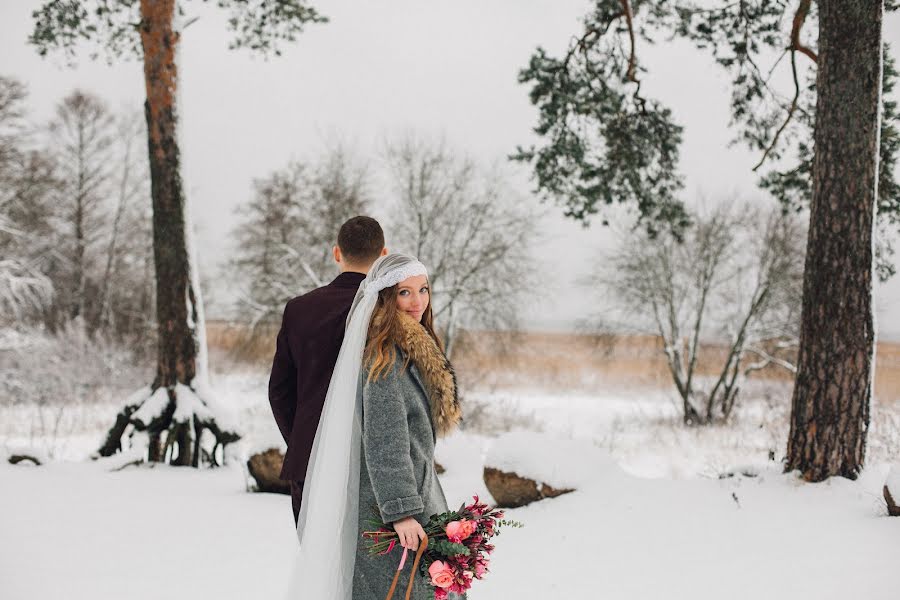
xmin=2 ymin=370 xmax=900 ymax=599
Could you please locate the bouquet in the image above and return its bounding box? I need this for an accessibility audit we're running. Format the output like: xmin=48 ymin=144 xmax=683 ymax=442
xmin=362 ymin=495 xmax=523 ymax=599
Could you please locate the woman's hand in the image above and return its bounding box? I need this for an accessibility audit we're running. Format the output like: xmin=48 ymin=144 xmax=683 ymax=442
xmin=392 ymin=516 xmax=426 ymax=551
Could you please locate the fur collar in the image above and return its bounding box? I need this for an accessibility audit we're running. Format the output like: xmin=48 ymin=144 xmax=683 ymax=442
xmin=373 ymin=310 xmax=462 ymax=437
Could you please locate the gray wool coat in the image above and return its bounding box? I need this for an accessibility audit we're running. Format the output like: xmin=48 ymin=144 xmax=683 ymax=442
xmin=352 ymin=354 xmax=465 ymax=600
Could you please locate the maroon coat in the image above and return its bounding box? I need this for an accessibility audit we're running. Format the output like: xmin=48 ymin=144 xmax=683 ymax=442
xmin=268 ymin=271 xmax=365 ymax=481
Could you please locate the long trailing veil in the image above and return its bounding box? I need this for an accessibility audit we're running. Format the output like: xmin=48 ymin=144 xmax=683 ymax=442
xmin=284 ymin=253 xmax=428 ymax=600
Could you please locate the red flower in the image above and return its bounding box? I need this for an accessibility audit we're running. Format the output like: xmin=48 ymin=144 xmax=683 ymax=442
xmin=465 ymin=495 xmax=490 ymax=516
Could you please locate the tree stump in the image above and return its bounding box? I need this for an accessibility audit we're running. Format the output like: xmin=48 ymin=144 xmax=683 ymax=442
xmin=247 ymin=448 xmax=291 ymax=494
xmin=483 ymin=466 xmax=574 ymax=508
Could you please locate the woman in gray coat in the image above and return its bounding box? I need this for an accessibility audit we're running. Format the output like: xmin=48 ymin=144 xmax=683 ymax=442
xmin=286 ymin=254 xmax=463 ymax=600
xmin=353 ymin=264 xmax=463 ymax=599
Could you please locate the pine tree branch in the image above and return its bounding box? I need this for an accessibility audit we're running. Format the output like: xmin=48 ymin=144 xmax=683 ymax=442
xmin=751 ymin=0 xmax=816 ymax=171
xmin=620 ymin=0 xmax=638 ymax=84
xmin=790 ymin=0 xmax=818 ymax=64
xmin=618 ymin=0 xmax=648 ymax=112
xmin=753 ymin=49 xmax=801 ymax=171
xmin=562 ymin=12 xmax=623 ymax=72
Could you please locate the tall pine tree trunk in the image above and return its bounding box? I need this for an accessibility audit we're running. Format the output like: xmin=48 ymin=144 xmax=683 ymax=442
xmin=140 ymin=0 xmax=200 ymax=466
xmin=785 ymin=0 xmax=883 ymax=481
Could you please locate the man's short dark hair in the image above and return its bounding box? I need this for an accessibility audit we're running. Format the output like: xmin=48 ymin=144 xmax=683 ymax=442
xmin=337 ymin=216 xmax=385 ymax=265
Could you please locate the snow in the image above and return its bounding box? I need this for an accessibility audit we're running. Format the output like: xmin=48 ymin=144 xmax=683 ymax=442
xmin=2 ymin=371 xmax=900 ymax=599
xmin=130 ymin=386 xmax=171 ymax=426
xmin=887 ymin=464 xmax=900 ymax=494
xmin=462 ymin=385 xmax=795 ymax=480
xmin=178 ymin=30 xmax=211 ymax=392
xmin=473 ymin=460 xmax=900 ymax=599
xmin=109 ymin=380 xmax=238 ymax=441
xmin=485 ymin=431 xmax=620 ymax=489
xmin=2 ymin=428 xmax=899 ymax=599
xmin=192 ymin=377 xmax=239 ymax=432
xmin=122 ymin=385 xmax=154 ymax=409
xmin=0 ymin=459 xmax=283 ymax=600
xmin=172 ymin=382 xmax=213 ymax=423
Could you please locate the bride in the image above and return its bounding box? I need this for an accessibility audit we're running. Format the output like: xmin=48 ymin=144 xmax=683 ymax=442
xmin=286 ymin=253 xmax=465 ymax=600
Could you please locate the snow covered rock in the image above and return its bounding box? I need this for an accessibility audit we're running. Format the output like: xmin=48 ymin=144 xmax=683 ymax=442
xmin=247 ymin=448 xmax=290 ymax=494
xmin=483 ymin=432 xmax=617 ymax=507
xmin=483 ymin=467 xmax=573 ymax=507
xmin=4 ymin=445 xmax=49 ymax=466
xmin=884 ymin=465 xmax=900 ymax=516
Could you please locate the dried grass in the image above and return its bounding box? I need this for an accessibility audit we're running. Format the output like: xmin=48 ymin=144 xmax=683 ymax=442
xmin=205 ymin=320 xmax=900 ymax=404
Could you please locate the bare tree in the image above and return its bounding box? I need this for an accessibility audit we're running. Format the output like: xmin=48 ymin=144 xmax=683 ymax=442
xmin=96 ymin=110 xmax=154 ymax=340
xmin=47 ymin=90 xmax=115 ymax=325
xmin=231 ymin=161 xmax=310 ymax=324
xmin=230 ymin=146 xmax=369 ymax=325
xmin=1 ymin=78 xmax=154 ymax=338
xmin=599 ymin=201 xmax=805 ymax=425
xmin=384 ymin=134 xmax=537 ymax=359
xmin=305 ymin=146 xmax=371 ymax=277
xmin=0 ymin=76 xmax=28 ymax=168
xmin=0 ymin=228 xmax=54 ymax=323
xmin=0 ymin=76 xmax=57 ymax=324
xmin=37 ymin=94 xmax=155 ymax=344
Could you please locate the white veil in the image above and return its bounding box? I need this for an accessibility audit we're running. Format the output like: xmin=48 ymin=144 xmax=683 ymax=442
xmin=284 ymin=253 xmax=428 ymax=600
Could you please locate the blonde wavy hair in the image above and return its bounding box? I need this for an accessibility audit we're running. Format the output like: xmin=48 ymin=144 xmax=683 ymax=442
xmin=364 ymin=282 xmax=443 ymax=382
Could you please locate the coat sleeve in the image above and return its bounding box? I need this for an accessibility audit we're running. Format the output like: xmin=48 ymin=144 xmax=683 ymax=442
xmin=268 ymin=303 xmax=297 ymax=444
xmin=362 ymin=365 xmax=424 ymax=523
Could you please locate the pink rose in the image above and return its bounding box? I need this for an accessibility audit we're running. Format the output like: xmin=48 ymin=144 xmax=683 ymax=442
xmin=428 ymin=561 xmax=455 ymax=589
xmin=463 ymin=520 xmax=477 ymax=537
xmin=445 ymin=519 xmax=476 ymax=543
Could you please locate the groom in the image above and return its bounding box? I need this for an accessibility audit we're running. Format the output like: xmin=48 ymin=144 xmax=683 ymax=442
xmin=268 ymin=216 xmax=387 ymax=526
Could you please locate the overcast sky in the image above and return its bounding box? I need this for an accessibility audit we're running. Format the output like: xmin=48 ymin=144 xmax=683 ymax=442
xmin=2 ymin=1 xmax=899 ymax=338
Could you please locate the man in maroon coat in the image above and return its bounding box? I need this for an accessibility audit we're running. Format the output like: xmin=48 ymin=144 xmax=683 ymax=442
xmin=268 ymin=216 xmax=387 ymax=525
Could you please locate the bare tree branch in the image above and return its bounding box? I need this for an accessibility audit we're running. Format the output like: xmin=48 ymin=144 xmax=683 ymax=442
xmin=385 ymin=134 xmax=538 ymax=360
xmin=790 ymin=0 xmax=818 ymax=64
xmin=597 ymin=200 xmax=805 ymax=425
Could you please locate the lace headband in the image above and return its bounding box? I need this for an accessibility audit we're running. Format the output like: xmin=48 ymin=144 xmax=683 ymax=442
xmin=363 ymin=261 xmax=428 ymax=298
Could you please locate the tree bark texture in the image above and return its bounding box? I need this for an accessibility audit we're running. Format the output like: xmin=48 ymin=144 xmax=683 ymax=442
xmin=141 ymin=0 xmax=198 ymax=465
xmin=785 ymin=0 xmax=883 ymax=481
